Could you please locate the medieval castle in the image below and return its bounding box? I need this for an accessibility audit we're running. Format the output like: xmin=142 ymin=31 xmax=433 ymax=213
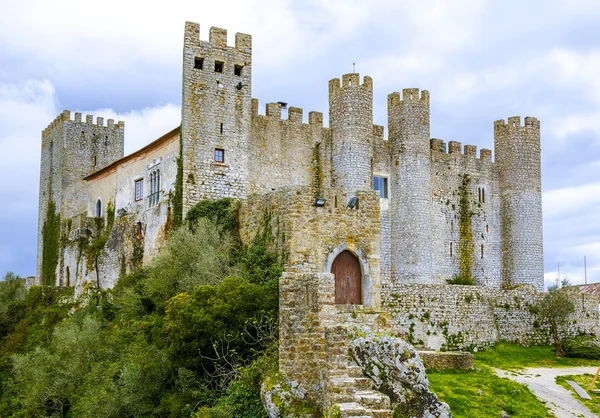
xmin=35 ymin=21 xmax=599 ymax=414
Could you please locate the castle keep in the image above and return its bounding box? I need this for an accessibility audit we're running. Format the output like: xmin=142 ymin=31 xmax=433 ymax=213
xmin=36 ymin=21 xmax=599 ymax=413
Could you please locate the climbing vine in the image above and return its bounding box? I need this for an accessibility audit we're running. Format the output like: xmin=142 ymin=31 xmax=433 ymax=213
xmin=448 ymin=174 xmax=475 ymax=285
xmin=83 ymin=200 xmax=115 ymax=288
xmin=172 ymin=125 xmax=184 ymax=229
xmin=312 ymin=142 xmax=323 ymax=199
xmin=41 ymin=200 xmax=61 ymax=287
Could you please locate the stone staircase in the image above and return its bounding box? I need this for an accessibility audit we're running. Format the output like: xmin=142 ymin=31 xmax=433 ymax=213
xmin=325 ymin=327 xmax=394 ymax=417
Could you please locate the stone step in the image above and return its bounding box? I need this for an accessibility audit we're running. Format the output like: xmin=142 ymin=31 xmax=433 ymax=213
xmin=354 ymin=377 xmax=373 ymax=390
xmin=354 ymin=390 xmax=391 ymax=409
xmin=336 ymin=402 xmax=369 ymax=417
xmin=368 ymin=409 xmax=394 ymax=418
xmin=347 ymin=364 xmax=363 ymax=378
xmin=329 ymin=376 xmax=358 ymax=388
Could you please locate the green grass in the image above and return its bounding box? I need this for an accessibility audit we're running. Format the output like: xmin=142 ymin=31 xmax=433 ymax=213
xmin=556 ymin=374 xmax=600 ymax=416
xmin=428 ymin=368 xmax=552 ymax=417
xmin=474 ymin=341 xmax=599 ymax=370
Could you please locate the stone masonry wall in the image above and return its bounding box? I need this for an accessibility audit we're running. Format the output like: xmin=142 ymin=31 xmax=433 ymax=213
xmin=383 ymin=284 xmax=599 ymax=350
xmin=181 ymin=23 xmax=252 ymax=214
xmin=329 ymin=74 xmax=373 ymax=198
xmin=36 ymin=110 xmax=124 ymax=285
xmin=388 ymin=89 xmax=434 ymax=285
xmin=495 ymin=117 xmax=544 ymax=290
xmin=248 ymin=100 xmax=327 ymax=194
xmin=430 ymin=142 xmax=501 ymax=287
xmin=238 ymin=186 xmax=382 ymax=307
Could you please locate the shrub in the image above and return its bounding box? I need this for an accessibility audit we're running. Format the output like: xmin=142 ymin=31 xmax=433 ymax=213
xmin=563 ymin=336 xmax=600 ymax=359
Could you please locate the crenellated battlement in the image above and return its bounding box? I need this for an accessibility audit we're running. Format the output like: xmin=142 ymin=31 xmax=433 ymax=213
xmin=328 ymin=73 xmax=372 ymax=98
xmin=43 ymin=110 xmax=124 ymax=137
xmin=251 ymin=99 xmax=324 ymax=127
xmin=184 ymin=21 xmax=252 ymax=52
xmin=429 ymin=138 xmax=493 ymax=161
xmin=494 ymin=116 xmax=540 ymax=134
xmin=388 ymin=88 xmax=430 ymax=107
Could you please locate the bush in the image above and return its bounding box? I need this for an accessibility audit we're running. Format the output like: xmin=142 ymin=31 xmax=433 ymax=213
xmin=563 ymin=336 xmax=600 ymax=359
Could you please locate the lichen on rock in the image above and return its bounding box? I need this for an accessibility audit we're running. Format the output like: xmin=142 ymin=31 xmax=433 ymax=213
xmin=349 ymin=326 xmax=451 ymax=418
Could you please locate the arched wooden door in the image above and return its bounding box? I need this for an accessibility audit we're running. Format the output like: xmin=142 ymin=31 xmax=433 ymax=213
xmin=331 ymin=250 xmax=362 ymax=305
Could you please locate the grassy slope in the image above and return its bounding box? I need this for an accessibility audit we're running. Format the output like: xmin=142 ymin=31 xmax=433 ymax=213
xmin=428 ymin=369 xmax=550 ymax=417
xmin=555 ymin=373 xmax=600 ymax=416
xmin=428 ymin=342 xmax=598 ymax=418
xmin=474 ymin=341 xmax=598 ymax=370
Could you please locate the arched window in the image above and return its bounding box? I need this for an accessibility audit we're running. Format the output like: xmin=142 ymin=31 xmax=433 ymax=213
xmin=96 ymin=199 xmax=102 ymax=217
xmin=148 ymin=169 xmax=161 ymax=207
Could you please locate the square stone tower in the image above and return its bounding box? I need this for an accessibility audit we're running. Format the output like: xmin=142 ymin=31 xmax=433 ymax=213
xmin=181 ymin=22 xmax=252 ymax=214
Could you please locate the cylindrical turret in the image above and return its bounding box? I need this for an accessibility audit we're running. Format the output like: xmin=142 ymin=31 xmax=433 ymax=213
xmin=328 ymin=73 xmax=373 ymax=197
xmin=388 ymin=88 xmax=434 ymax=284
xmin=494 ymin=116 xmax=543 ymax=290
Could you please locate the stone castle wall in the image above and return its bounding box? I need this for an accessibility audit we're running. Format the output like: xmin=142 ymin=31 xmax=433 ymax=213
xmin=495 ymin=117 xmax=544 ymax=290
xmin=429 ymin=142 xmax=501 ymax=287
xmin=53 ymin=129 xmax=178 ymax=290
xmin=36 ymin=110 xmax=124 ymax=285
xmin=181 ymin=23 xmax=252 ymax=213
xmin=384 ymin=283 xmax=599 ymax=350
xmin=239 ymin=186 xmax=382 ymax=307
xmin=248 ymin=101 xmax=328 ymax=195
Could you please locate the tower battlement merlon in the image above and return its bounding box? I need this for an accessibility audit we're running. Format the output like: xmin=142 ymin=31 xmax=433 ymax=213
xmin=328 ymin=73 xmax=372 ymax=98
xmin=494 ymin=116 xmax=540 ymax=134
xmin=430 ymin=138 xmax=446 ymax=153
xmin=309 ymin=111 xmax=323 ymax=127
xmin=42 ymin=110 xmax=124 ymax=138
xmin=74 ymin=112 xmax=125 ymax=129
xmin=184 ymin=21 xmax=252 ymax=52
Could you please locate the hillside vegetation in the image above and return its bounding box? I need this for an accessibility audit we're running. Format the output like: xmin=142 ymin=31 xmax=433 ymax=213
xmin=0 ymin=199 xmax=282 ymax=417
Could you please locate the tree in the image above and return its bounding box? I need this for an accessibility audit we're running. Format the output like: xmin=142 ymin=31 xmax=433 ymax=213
xmin=536 ymin=285 xmax=575 ymax=357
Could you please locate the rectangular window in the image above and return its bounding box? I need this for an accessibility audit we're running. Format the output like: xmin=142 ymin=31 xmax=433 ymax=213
xmin=135 ymin=179 xmax=143 ymax=202
xmin=215 ymin=148 xmax=225 ymax=163
xmin=214 ymin=61 xmax=224 ymax=73
xmin=234 ymin=65 xmax=243 ymax=76
xmin=194 ymin=57 xmax=204 ymax=70
xmin=373 ymin=176 xmax=388 ymax=198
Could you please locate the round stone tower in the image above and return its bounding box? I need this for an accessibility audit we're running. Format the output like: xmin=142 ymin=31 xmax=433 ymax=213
xmin=388 ymin=88 xmax=434 ymax=284
xmin=328 ymin=73 xmax=373 ymax=197
xmin=494 ymin=116 xmax=544 ymax=291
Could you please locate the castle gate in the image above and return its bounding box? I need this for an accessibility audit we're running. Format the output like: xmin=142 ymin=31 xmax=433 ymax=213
xmin=331 ymin=250 xmax=362 ymax=304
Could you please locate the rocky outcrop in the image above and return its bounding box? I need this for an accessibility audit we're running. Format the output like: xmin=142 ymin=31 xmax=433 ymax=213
xmin=349 ymin=326 xmax=451 ymax=418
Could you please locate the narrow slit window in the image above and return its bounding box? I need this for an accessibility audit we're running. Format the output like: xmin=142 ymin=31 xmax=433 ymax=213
xmin=96 ymin=199 xmax=102 ymax=217
xmin=214 ymin=61 xmax=223 ymax=73
xmin=136 ymin=222 xmax=143 ymax=240
xmin=220 ymin=123 xmax=223 ymax=134
xmin=450 ymin=242 xmax=453 ymax=257
xmin=481 ymin=244 xmax=484 ymax=259
xmin=215 ymin=148 xmax=225 ymax=163
xmin=194 ymin=57 xmax=204 ymax=69
xmin=234 ymin=65 xmax=243 ymax=76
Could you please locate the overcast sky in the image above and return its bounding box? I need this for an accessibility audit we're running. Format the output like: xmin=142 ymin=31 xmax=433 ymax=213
xmin=1 ymin=0 xmax=600 ymax=289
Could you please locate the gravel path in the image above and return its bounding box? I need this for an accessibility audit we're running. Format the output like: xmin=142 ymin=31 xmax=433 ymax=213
xmin=495 ymin=367 xmax=599 ymax=418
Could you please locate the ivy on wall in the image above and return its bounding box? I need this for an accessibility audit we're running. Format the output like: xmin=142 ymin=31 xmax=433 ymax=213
xmin=448 ymin=174 xmax=475 ymax=285
xmin=172 ymin=126 xmax=184 ymax=229
xmin=41 ymin=200 xmax=61 ymax=287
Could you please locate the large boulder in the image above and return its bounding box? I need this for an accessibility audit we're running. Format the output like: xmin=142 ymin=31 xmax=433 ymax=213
xmin=349 ymin=326 xmax=451 ymax=418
